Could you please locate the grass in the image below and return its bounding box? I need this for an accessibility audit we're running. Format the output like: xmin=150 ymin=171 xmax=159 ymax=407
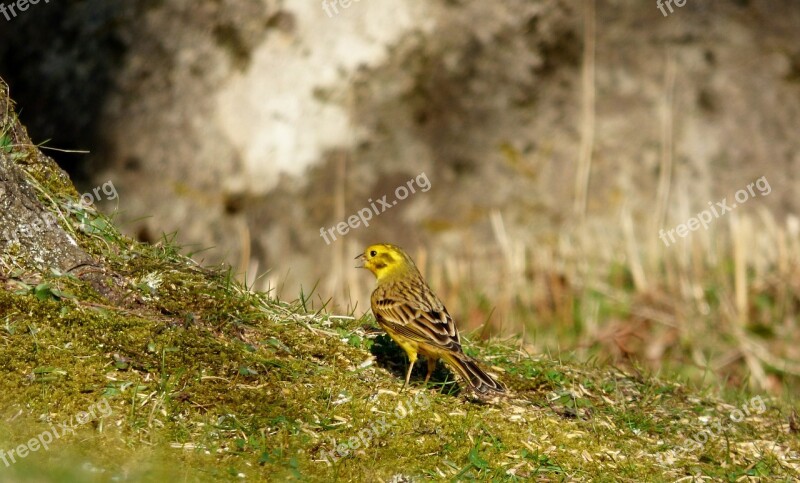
xmin=1 ymin=79 xmax=799 ymax=481
xmin=324 ymin=205 xmax=800 ymax=403
xmin=1 ymin=243 xmax=799 ymax=480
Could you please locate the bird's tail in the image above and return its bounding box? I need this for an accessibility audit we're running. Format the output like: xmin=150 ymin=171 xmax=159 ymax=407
xmin=441 ymin=352 xmax=506 ymax=395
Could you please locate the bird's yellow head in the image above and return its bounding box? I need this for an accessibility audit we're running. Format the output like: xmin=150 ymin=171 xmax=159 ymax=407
xmin=356 ymin=243 xmax=419 ymax=281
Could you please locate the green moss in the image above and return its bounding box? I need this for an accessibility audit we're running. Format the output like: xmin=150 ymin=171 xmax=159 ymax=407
xmin=0 ymin=135 xmax=798 ymax=479
xmin=2 ymin=254 xmax=799 ymax=481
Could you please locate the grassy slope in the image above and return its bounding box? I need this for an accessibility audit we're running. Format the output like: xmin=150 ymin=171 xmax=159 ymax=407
xmin=1 ymin=109 xmax=798 ymax=482
xmin=1 ymin=216 xmax=799 ymax=482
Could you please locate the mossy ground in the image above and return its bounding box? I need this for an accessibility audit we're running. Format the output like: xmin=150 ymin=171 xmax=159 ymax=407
xmin=1 ymin=106 xmax=799 ymax=482
xmin=1 ymin=217 xmax=799 ymax=481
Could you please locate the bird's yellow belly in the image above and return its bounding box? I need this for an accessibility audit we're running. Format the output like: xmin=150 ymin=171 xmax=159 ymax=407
xmin=381 ymin=326 xmax=444 ymax=362
xmin=380 ymin=325 xmax=420 ymax=362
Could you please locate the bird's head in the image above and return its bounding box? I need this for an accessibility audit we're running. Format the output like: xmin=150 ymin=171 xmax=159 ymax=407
xmin=355 ymin=243 xmax=418 ymax=281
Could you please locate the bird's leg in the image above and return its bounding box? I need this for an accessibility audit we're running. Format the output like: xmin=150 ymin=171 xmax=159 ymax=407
xmin=401 ymin=359 xmax=416 ymax=392
xmin=424 ymin=357 xmax=437 ymax=385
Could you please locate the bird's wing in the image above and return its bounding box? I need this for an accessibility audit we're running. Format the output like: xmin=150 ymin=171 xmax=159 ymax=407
xmin=372 ymin=284 xmax=462 ymax=352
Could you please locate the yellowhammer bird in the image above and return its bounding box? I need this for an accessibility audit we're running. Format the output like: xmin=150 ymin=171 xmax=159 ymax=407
xmin=356 ymin=243 xmax=506 ymax=395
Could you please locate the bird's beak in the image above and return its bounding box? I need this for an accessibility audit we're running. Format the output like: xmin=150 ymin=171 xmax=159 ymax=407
xmin=354 ymin=253 xmax=366 ymax=268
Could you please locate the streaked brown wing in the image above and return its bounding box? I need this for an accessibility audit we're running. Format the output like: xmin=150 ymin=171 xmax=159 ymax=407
xmin=372 ymin=281 xmax=462 ymax=352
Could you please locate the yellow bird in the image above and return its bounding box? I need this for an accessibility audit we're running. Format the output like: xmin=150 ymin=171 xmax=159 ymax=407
xmin=356 ymin=243 xmax=505 ymax=395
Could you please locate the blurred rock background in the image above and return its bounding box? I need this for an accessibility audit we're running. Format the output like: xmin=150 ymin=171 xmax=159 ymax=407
xmin=2 ymin=0 xmax=800 ymax=394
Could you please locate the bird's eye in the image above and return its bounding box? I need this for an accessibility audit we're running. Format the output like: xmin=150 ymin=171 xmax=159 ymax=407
xmin=370 ymin=250 xmax=377 ymax=257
